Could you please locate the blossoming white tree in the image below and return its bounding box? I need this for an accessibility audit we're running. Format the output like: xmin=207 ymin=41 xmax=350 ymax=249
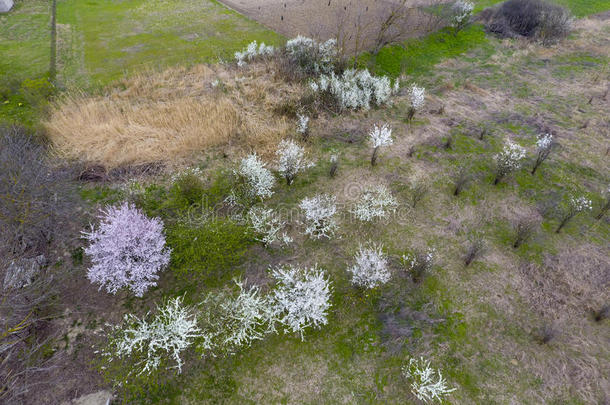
xmin=310 ymin=68 xmax=399 ymax=111
xmin=369 ymin=123 xmax=394 ymax=166
xmin=297 ymin=114 xmax=310 ymax=138
xmin=407 ymin=84 xmax=426 ymax=122
xmin=449 ymin=0 xmax=474 ymax=35
xmin=329 ymin=153 xmax=339 ymax=177
xmin=276 ymin=139 xmax=315 ymax=185
xmin=270 ymin=264 xmax=332 ymax=340
xmin=348 ymin=244 xmax=391 ymax=289
xmin=402 ymin=357 xmax=456 ymax=403
xmin=103 ymin=296 xmax=201 ymax=375
xmin=299 ymin=194 xmax=338 ymax=239
xmin=248 ymin=206 xmax=292 ymax=246
xmin=402 ymin=248 xmax=435 ymax=283
xmin=493 ymin=140 xmax=527 ymax=185
xmin=556 ymin=194 xmax=592 ymax=233
xmin=235 ymin=40 xmax=275 ymax=67
xmin=198 ymin=280 xmax=278 ymax=356
xmin=531 ymin=133 xmax=554 ymax=174
xmin=285 ymin=36 xmax=338 ymax=75
xmin=351 ymin=185 xmax=398 ymax=222
xmin=237 ymin=153 xmax=276 ymax=199
xmin=82 ymin=202 xmax=171 ymax=297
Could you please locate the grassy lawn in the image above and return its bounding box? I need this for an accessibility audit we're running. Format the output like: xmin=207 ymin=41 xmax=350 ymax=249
xmin=56 ymin=0 xmax=283 ymax=87
xmin=360 ymin=24 xmax=493 ymax=79
xmin=0 ymin=0 xmax=282 ymax=125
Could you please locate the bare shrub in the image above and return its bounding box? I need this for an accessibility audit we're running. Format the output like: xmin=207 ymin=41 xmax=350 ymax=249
xmin=512 ymin=216 xmax=538 ymax=248
xmin=595 ymin=188 xmax=609 ymax=220
xmin=484 ymin=0 xmax=572 ymax=45
xmin=533 ymin=322 xmax=558 ymax=344
xmin=402 ymin=248 xmax=435 ymax=283
xmin=372 ymin=1 xmax=446 ymax=53
xmin=0 ymin=255 xmax=65 ymax=403
xmin=592 ymin=305 xmax=609 ymax=322
xmin=329 ymin=153 xmax=338 ymax=178
xmin=451 ymin=166 xmax=472 ymax=196
xmin=0 ymin=126 xmax=71 ymax=255
xmin=464 ymin=237 xmax=484 ymax=267
xmin=408 ymin=182 xmax=428 ymax=209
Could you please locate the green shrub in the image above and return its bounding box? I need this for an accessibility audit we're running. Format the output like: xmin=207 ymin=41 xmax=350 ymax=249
xmin=167 ymin=219 xmax=254 ymax=282
xmin=137 ymin=170 xmax=239 ymax=221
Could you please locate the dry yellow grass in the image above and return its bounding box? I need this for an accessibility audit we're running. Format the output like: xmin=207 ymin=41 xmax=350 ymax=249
xmin=44 ymin=63 xmax=299 ymax=168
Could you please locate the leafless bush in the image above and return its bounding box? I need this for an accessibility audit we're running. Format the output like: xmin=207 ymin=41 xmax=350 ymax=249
xmin=442 ymin=134 xmax=453 ymax=150
xmin=464 ymin=237 xmax=485 ymax=267
xmin=595 ymin=191 xmax=610 ymax=220
xmin=592 ymin=305 xmax=609 ymax=322
xmin=484 ymin=0 xmax=572 ymax=45
xmin=0 ymin=256 xmax=65 ymax=403
xmin=402 ymin=249 xmax=435 ymax=283
xmin=371 ymin=0 xmax=446 ymax=53
xmin=0 ymin=126 xmax=72 ymax=256
xmin=409 ymin=182 xmax=428 ymax=208
xmin=512 ymin=216 xmax=538 ymax=248
xmin=329 ymin=154 xmax=338 ymax=178
xmin=451 ymin=166 xmax=472 ymax=196
xmin=533 ymin=322 xmax=558 ymax=344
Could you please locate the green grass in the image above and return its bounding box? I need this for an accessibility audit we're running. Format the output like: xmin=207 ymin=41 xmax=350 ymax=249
xmin=1 ymin=0 xmax=282 ymax=124
xmin=56 ymin=0 xmax=283 ymax=87
xmin=360 ymin=24 xmax=492 ymax=79
xmin=0 ymin=0 xmax=52 ymax=126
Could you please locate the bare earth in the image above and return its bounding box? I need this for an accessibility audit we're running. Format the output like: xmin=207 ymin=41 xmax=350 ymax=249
xmin=218 ymin=0 xmax=447 ymax=52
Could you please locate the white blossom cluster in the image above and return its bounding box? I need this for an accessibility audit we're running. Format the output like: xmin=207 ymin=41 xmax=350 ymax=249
xmin=248 ymin=206 xmax=292 ymax=246
xmin=310 ymin=69 xmax=399 ymax=111
xmin=409 ymin=84 xmax=426 ymax=111
xmin=299 ymin=194 xmax=338 ymax=239
xmin=402 ymin=248 xmax=435 ymax=274
xmin=369 ymin=123 xmax=394 ymax=148
xmin=285 ymin=36 xmax=338 ymax=74
xmin=276 ymin=139 xmax=315 ymax=185
xmin=536 ymin=133 xmax=553 ymax=151
xmin=348 ymin=244 xmax=391 ymax=289
xmin=235 ymin=40 xmax=276 ymax=67
xmin=270 ymin=264 xmax=332 ymax=340
xmin=197 ymin=281 xmax=278 ymax=356
xmin=237 ymin=153 xmax=276 ymax=199
xmin=402 ymin=357 xmax=456 ymax=403
xmin=104 ymin=297 xmax=201 ymax=375
xmin=297 ymin=113 xmax=310 ymax=135
xmin=495 ymin=140 xmax=527 ymax=175
xmin=220 ymin=281 xmax=277 ymax=348
xmin=450 ymin=0 xmax=475 ymax=28
xmin=170 ymin=166 xmax=204 ymax=183
xmin=569 ymin=195 xmax=592 ymax=212
xmin=351 ymin=185 xmax=398 ymax=222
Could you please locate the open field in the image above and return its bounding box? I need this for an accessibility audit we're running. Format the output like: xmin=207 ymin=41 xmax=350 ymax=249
xmin=218 ymin=0 xmax=447 ymax=53
xmin=0 ymin=0 xmax=282 ymax=125
xmin=1 ymin=0 xmax=609 ymax=404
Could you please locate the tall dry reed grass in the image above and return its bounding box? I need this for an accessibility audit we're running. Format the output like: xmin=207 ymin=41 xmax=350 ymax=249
xmin=44 ymin=64 xmax=297 ymax=168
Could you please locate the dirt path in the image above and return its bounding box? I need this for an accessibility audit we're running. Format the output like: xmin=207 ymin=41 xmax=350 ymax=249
xmin=218 ymin=0 xmax=448 ymax=53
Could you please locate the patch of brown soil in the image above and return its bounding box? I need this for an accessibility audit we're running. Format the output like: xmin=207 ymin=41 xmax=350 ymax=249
xmin=219 ymin=0 xmax=448 ymax=53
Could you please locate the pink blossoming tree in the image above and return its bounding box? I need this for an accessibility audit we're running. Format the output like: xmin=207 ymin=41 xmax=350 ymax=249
xmin=83 ymin=202 xmax=171 ymax=297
